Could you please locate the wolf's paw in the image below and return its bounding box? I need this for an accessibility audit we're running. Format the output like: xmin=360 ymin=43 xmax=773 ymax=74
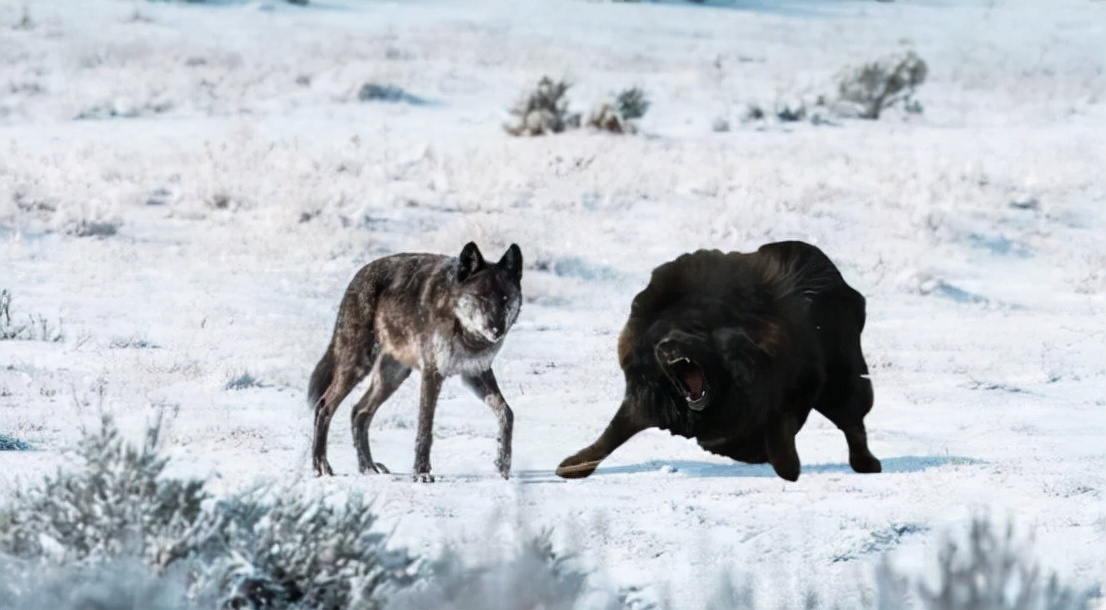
xmin=555 ymin=456 xmax=601 ymax=479
xmin=413 ymin=473 xmax=436 ymax=483
xmin=360 ymin=462 xmax=390 ymax=475
xmin=313 ymin=458 xmax=335 ymax=477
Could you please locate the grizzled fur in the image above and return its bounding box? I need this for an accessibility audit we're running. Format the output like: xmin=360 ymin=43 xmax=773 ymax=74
xmin=309 ymin=242 xmax=523 ymax=481
xmin=556 ymin=241 xmax=880 ymax=482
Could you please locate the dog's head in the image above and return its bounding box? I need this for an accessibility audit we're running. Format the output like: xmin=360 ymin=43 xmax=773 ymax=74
xmin=453 ymin=242 xmax=523 ymax=345
xmin=653 ymin=329 xmax=715 ymax=412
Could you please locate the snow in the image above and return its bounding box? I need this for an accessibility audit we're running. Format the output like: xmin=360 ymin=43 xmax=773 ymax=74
xmin=1 ymin=0 xmax=1103 ymax=606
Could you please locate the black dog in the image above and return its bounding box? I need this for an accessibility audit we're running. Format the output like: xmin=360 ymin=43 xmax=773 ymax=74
xmin=556 ymin=241 xmax=880 ymax=482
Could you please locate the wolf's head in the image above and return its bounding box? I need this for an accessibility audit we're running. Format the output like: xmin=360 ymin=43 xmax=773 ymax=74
xmin=452 ymin=242 xmax=523 ymax=346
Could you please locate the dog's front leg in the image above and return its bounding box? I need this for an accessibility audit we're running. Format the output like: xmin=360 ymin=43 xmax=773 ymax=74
xmin=413 ymin=369 xmax=443 ymax=483
xmin=556 ymin=397 xmax=650 ymax=479
xmin=765 ymin=412 xmax=801 ymax=482
xmin=463 ymin=370 xmax=514 ymax=479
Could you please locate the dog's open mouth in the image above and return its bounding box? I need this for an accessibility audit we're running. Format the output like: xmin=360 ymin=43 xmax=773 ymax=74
xmin=666 ymin=357 xmax=709 ymax=411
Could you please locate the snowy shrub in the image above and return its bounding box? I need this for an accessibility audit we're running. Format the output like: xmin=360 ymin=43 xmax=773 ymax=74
xmin=225 ymin=371 xmax=264 ymax=390
xmin=357 ymin=83 xmax=426 ymax=105
xmin=186 ymin=489 xmax=420 ymax=610
xmin=913 ymin=517 xmax=1099 ymax=610
xmin=836 ymin=50 xmax=928 ymax=119
xmin=0 ymin=289 xmax=64 ymax=342
xmin=588 ymin=86 xmax=649 ymax=134
xmin=387 ymin=530 xmax=617 ymax=610
xmin=66 ymin=218 xmax=121 ymax=237
xmin=0 ymin=415 xmax=625 ymax=610
xmin=506 ymin=76 xmax=579 ymax=136
xmin=0 ymin=433 xmax=32 ymax=451
xmin=13 ymin=5 xmax=33 ymax=30
xmin=0 ymin=558 xmax=196 ymax=610
xmin=0 ymin=413 xmax=206 ymax=566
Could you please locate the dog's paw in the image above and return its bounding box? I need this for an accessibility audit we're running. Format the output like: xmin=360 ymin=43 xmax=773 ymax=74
xmin=413 ymin=473 xmax=436 ymax=483
xmin=850 ymin=453 xmax=882 ymax=474
xmin=555 ymin=457 xmax=601 ymax=479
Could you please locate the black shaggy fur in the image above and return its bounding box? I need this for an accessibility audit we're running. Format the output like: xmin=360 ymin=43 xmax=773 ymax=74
xmin=556 ymin=241 xmax=881 ymax=482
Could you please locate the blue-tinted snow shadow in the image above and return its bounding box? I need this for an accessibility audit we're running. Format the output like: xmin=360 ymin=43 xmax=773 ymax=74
xmin=574 ymin=455 xmax=984 ymax=479
xmin=635 ymin=0 xmax=858 ymax=18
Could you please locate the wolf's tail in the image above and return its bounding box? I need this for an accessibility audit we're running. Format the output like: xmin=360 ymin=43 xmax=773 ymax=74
xmin=308 ymin=346 xmax=335 ymax=410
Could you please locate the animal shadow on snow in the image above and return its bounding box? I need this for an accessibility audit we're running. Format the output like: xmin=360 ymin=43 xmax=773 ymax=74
xmin=580 ymin=455 xmax=983 ymax=479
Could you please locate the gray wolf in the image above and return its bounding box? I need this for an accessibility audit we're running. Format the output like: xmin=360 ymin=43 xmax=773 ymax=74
xmin=309 ymin=242 xmax=523 ymax=481
xmin=555 ymin=241 xmax=880 ymax=482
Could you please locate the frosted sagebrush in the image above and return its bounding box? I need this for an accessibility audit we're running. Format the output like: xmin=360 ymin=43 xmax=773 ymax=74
xmin=588 ymin=86 xmax=650 ymax=134
xmin=0 ymin=433 xmax=33 ymax=451
xmin=188 ymin=489 xmax=420 ymax=610
xmin=385 ymin=530 xmax=621 ymax=610
xmin=0 ymin=289 xmax=64 ymax=342
xmin=0 ymin=558 xmax=197 ymax=610
xmin=0 ymin=415 xmax=419 ymax=610
xmin=0 ymin=413 xmax=206 ymax=565
xmin=836 ymin=50 xmax=927 ymax=119
xmin=225 ymin=372 xmax=264 ymax=390
xmin=506 ymin=76 xmax=579 ymax=136
xmin=357 ymin=83 xmax=427 ymax=105
xmin=915 ymin=517 xmax=1099 ymax=610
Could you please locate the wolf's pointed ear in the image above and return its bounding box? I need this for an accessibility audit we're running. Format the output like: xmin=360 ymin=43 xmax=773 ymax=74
xmin=498 ymin=243 xmax=523 ymax=282
xmin=457 ymin=242 xmax=486 ymax=282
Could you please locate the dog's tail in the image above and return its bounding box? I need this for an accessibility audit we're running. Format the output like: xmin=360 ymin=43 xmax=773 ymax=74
xmin=308 ymin=345 xmax=335 ymax=411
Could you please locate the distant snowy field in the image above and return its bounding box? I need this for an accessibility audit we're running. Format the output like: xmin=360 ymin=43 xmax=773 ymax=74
xmin=1 ymin=0 xmax=1103 ymax=606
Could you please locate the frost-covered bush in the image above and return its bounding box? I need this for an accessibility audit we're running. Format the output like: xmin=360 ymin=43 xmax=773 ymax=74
xmin=506 ymin=76 xmax=579 ymax=136
xmin=0 ymin=558 xmax=196 ymax=610
xmin=836 ymin=50 xmax=927 ymax=119
xmin=912 ymin=517 xmax=1099 ymax=610
xmin=0 ymin=415 xmax=419 ymax=609
xmin=0 ymin=289 xmax=64 ymax=342
xmin=357 ymin=83 xmax=426 ymax=105
xmin=0 ymin=413 xmax=206 ymax=565
xmin=187 ymin=489 xmax=420 ymax=610
xmin=0 ymin=433 xmax=33 ymax=451
xmin=0 ymin=415 xmax=630 ymax=610
xmin=388 ymin=531 xmax=614 ymax=610
xmin=588 ymin=86 xmax=649 ymax=134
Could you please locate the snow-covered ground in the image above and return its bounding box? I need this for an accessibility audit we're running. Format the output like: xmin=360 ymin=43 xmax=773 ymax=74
xmin=1 ymin=0 xmax=1103 ymax=606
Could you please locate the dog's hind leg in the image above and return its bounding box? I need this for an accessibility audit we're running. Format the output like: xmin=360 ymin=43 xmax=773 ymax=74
xmin=463 ymin=370 xmax=514 ymax=479
xmin=555 ymin=398 xmax=650 ymax=479
xmin=765 ymin=412 xmax=801 ymax=482
xmin=351 ymin=355 xmax=412 ymax=475
xmin=412 ymin=369 xmax=444 ymax=483
xmin=819 ymin=374 xmax=881 ymax=474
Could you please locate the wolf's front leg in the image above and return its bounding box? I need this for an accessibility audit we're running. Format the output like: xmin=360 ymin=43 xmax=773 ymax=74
xmin=463 ymin=370 xmax=514 ymax=479
xmin=413 ymin=369 xmax=443 ymax=483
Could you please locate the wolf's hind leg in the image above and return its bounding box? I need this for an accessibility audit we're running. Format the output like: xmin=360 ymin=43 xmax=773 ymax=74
xmin=351 ymin=355 xmax=411 ymax=475
xmin=312 ymin=339 xmax=373 ymax=476
xmin=463 ymin=370 xmax=514 ymax=479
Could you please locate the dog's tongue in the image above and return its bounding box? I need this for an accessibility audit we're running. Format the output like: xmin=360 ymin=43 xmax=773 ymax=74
xmin=682 ymin=368 xmax=705 ymax=400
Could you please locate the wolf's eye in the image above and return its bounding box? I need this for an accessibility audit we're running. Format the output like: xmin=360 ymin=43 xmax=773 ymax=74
xmin=502 ymin=295 xmax=509 ymax=303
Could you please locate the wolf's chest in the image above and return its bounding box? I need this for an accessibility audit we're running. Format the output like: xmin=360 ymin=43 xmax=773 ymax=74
xmin=424 ymin=334 xmax=502 ymax=376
